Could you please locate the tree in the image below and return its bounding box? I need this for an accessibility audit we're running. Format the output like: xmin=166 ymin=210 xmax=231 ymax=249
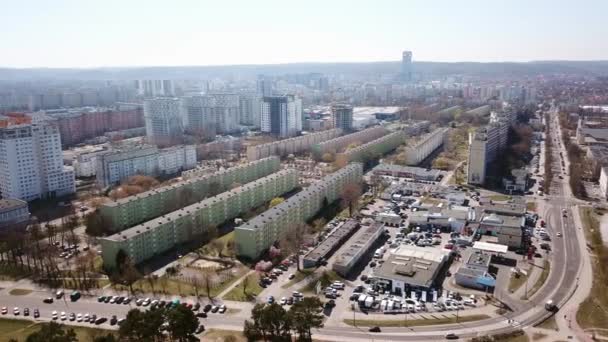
xmin=165 ymin=305 xmax=199 ymax=342
xmin=119 ymin=309 xmax=165 ymax=342
xmin=244 ymin=303 xmax=291 ymax=342
xmin=279 ymin=223 xmax=310 ymax=272
xmin=26 ymin=322 xmax=77 ymax=342
xmin=269 ymin=197 xmax=285 ymax=208
xmin=288 ymin=297 xmax=324 ymax=341
xmin=321 ymin=153 xmax=335 ymax=163
xmin=92 ymin=334 xmax=118 ymax=342
xmin=209 ymin=238 xmax=225 ymax=258
xmin=340 ymin=182 xmax=362 ymax=217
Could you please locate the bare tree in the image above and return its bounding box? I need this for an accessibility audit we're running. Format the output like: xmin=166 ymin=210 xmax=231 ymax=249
xmin=341 ymin=182 xmax=362 ymax=217
xmin=279 ymin=223 xmax=310 ymax=272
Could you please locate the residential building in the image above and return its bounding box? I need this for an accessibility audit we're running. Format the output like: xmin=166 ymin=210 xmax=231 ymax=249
xmin=401 ymin=50 xmax=413 ymax=82
xmin=180 ymin=95 xmax=217 ymax=140
xmin=467 ymin=118 xmax=509 ymax=185
xmin=100 ymin=168 xmax=299 ymax=268
xmin=0 ymin=198 xmax=30 ymax=231
xmin=95 ymin=144 xmax=196 ymax=188
xmin=331 ymin=104 xmax=353 ymax=132
xmin=333 ymin=222 xmax=384 ymax=276
xmin=100 ymin=156 xmax=280 ymax=231
xmin=334 ymin=130 xmax=405 ymax=165
xmin=144 ymin=98 xmax=183 ymax=146
xmin=235 ymin=163 xmax=363 ymax=259
xmin=0 ymin=123 xmax=75 ymax=201
xmin=261 ymin=95 xmax=302 ymax=138
xmin=135 ymin=80 xmax=174 ymax=97
xmin=256 ymin=75 xmax=273 ymax=97
xmin=402 ymin=128 xmax=449 ymax=165
xmin=246 ymin=129 xmax=341 ymax=161
xmin=68 ymin=145 xmax=109 ymax=178
xmin=239 ymin=94 xmax=262 ymax=128
xmin=311 ymin=126 xmax=387 ymax=159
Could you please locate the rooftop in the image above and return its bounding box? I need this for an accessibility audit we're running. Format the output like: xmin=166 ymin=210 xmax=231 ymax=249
xmin=333 ymin=222 xmax=384 ymax=268
xmin=373 ymin=245 xmax=447 ymax=288
xmin=0 ymin=198 xmax=28 ymax=211
xmin=303 ymin=219 xmax=359 ymax=263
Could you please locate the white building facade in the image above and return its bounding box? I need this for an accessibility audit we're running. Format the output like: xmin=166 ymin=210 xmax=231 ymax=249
xmin=144 ymin=98 xmax=183 ymax=146
xmin=0 ymin=124 xmax=75 ymax=201
xmin=261 ymin=95 xmax=302 ymax=138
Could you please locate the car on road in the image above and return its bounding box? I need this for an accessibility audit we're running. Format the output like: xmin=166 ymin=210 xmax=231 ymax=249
xmin=196 ymin=312 xmax=207 ymax=318
xmin=557 ymin=232 xmax=562 ymax=237
xmin=98 ymin=296 xmax=106 ymax=302
xmin=90 ymin=314 xmax=97 ymax=323
xmin=369 ymin=326 xmax=381 ymax=333
xmin=60 ymin=311 xmax=67 ymax=320
xmin=13 ymin=307 xmax=19 ymax=315
xmin=43 ymin=297 xmax=54 ymax=304
xmin=211 ymin=305 xmax=219 ymax=313
xmin=77 ymin=313 xmax=83 ymax=322
xmin=193 ymin=303 xmax=200 ymax=311
xmin=56 ymin=290 xmax=64 ymax=299
xmin=1 ymin=307 xmax=7 ymax=315
xmin=288 ymin=274 xmax=295 ymax=280
xmin=219 ymin=304 xmax=226 ymax=313
xmin=95 ymin=317 xmax=107 ymax=325
xmin=33 ymin=309 xmax=39 ymax=318
xmin=203 ymin=304 xmax=212 ymax=312
xmin=445 ymin=333 xmax=459 ymax=339
xmin=267 ymin=296 xmax=275 ymax=304
xmin=69 ymin=313 xmax=76 ymax=321
xmin=52 ymin=311 xmax=58 ymax=320
xmin=123 ymin=297 xmax=131 ymax=305
xmin=280 ymin=297 xmax=287 ymax=305
xmin=110 ymin=315 xmax=118 ymax=325
xmin=195 ymin=325 xmax=205 ymax=334
xmin=286 ymin=297 xmax=294 ymax=305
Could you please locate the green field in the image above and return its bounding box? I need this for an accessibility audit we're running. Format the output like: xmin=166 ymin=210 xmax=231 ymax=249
xmin=223 ymin=273 xmax=263 ymax=301
xmin=343 ymin=314 xmax=490 ymax=327
xmin=0 ymin=318 xmax=114 ymax=342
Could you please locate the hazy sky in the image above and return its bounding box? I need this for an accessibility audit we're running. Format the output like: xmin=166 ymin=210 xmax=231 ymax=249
xmin=1 ymin=0 xmax=607 ymax=68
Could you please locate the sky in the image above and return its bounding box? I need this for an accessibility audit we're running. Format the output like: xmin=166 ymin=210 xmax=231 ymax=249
xmin=0 ymin=0 xmax=607 ymax=68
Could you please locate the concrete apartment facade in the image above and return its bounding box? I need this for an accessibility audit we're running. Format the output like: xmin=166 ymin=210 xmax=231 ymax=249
xmin=246 ymin=128 xmax=341 ymax=161
xmin=0 ymin=123 xmax=75 ymax=201
xmin=144 ymin=98 xmax=183 ymax=146
xmin=0 ymin=198 xmax=30 ymax=230
xmin=331 ymin=104 xmax=354 ymax=132
xmin=311 ymin=126 xmax=387 ymax=159
xmin=403 ymin=128 xmax=449 ymax=165
xmin=100 ymin=168 xmax=299 ymax=269
xmin=100 ymin=156 xmax=280 ymax=231
xmin=95 ymin=144 xmax=196 ymax=188
xmin=235 ymin=163 xmax=363 ymax=259
xmin=335 ymin=131 xmax=406 ymax=165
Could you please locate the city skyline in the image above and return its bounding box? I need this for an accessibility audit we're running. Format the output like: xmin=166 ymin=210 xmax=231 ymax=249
xmin=1 ymin=0 xmax=607 ymax=68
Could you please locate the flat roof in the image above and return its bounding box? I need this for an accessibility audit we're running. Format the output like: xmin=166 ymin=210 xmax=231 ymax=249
xmin=334 ymin=222 xmax=384 ymax=268
xmin=303 ymin=219 xmax=359 ymax=263
xmin=473 ymin=241 xmax=508 ymax=254
xmin=0 ymin=198 xmax=27 ymax=211
xmin=466 ymin=251 xmax=491 ymax=268
xmin=373 ymin=248 xmax=445 ymax=288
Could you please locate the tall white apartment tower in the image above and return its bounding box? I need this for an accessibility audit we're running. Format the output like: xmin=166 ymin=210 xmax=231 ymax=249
xmin=0 ymin=123 xmax=75 ymax=201
xmin=180 ymin=95 xmax=217 ymax=140
xmin=401 ymin=50 xmax=413 ymax=82
xmin=261 ymin=95 xmax=302 ymax=138
xmin=239 ymin=94 xmax=262 ymax=128
xmin=144 ymin=98 xmax=183 ymax=146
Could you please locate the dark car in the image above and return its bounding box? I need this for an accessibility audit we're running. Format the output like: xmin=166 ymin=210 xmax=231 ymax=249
xmin=369 ymin=326 xmax=381 ymax=333
xmin=104 ymin=297 xmax=111 ymax=303
xmin=123 ymin=297 xmax=131 ymax=305
xmin=193 ymin=303 xmax=200 ymax=311
xmin=110 ymin=315 xmax=118 ymax=325
xmin=97 ymin=296 xmax=106 ymax=302
xmin=211 ymin=306 xmax=219 ymax=313
xmin=286 ymin=297 xmax=294 ymax=305
xmin=23 ymin=308 xmax=29 ymax=316
xmin=445 ymin=333 xmax=459 ymax=339
xmin=33 ymin=309 xmax=40 ymax=318
xmin=325 ymin=300 xmax=336 ymax=308
xmin=43 ymin=297 xmax=53 ymax=304
xmin=95 ymin=317 xmax=108 ymax=325
xmin=196 ymin=312 xmax=207 ymax=318
xmin=116 ymin=296 xmax=124 ymax=304
xmin=90 ymin=314 xmax=97 ymax=323
xmin=195 ymin=325 xmax=205 ymax=334
xmin=203 ymin=304 xmax=212 ymax=312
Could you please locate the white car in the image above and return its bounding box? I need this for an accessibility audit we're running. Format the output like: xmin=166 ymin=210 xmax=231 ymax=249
xmin=84 ymin=313 xmax=90 ymax=321
xmin=60 ymin=311 xmax=67 ymax=320
xmin=332 ymin=281 xmax=345 ymax=290
xmin=219 ymin=304 xmax=226 ymax=313
xmin=13 ymin=307 xmax=19 ymax=315
xmin=288 ymin=274 xmax=295 ymax=280
xmin=557 ymin=232 xmax=562 ymax=237
xmin=1 ymin=307 xmax=7 ymax=315
xmin=280 ymin=297 xmax=287 ymax=305
xmin=52 ymin=310 xmax=58 ymax=319
xmin=76 ymin=313 xmax=83 ymax=322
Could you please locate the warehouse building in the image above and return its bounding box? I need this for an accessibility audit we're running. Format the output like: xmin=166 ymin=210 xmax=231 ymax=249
xmin=454 ymin=251 xmax=496 ymax=290
xmin=246 ymin=129 xmax=341 ymax=161
xmin=100 ymin=156 xmax=280 ymax=231
xmin=100 ymin=168 xmax=299 ymax=268
xmin=303 ymin=219 xmax=360 ymax=268
xmin=371 ymin=164 xmax=443 ymax=181
xmin=333 ymin=222 xmax=384 ymax=276
xmin=235 ymin=163 xmax=363 ymax=259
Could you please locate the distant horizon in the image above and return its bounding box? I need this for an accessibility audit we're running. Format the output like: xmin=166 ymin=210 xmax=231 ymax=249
xmin=2 ymin=58 xmax=608 ymax=70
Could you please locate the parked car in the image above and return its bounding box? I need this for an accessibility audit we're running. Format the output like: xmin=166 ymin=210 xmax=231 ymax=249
xmin=33 ymin=309 xmax=40 ymax=318
xmin=369 ymin=327 xmax=381 ymax=333
xmin=219 ymin=305 xmax=226 ymax=313
xmin=195 ymin=325 xmax=205 ymax=334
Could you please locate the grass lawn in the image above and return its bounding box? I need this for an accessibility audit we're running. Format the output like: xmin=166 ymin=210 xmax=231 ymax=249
xmin=203 ymin=329 xmax=246 ymax=342
xmin=522 ymin=260 xmax=550 ymax=300
xmin=508 ymin=272 xmax=528 ymax=293
xmin=489 ymin=194 xmax=512 ymax=202
xmin=576 ymin=207 xmax=608 ymax=334
xmin=526 ymin=202 xmax=537 ymax=212
xmin=0 ymin=318 xmax=115 ymax=341
xmin=299 ymin=270 xmax=343 ymax=293
xmin=223 ymin=273 xmax=263 ymax=301
xmin=281 ymin=269 xmax=314 ymax=289
xmin=8 ymin=289 xmax=32 ymax=296
xmin=343 ymin=314 xmax=490 ymax=327
xmin=497 ymin=333 xmax=530 ymax=342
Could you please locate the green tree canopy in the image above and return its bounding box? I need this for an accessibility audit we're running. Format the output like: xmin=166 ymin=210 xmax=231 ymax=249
xmin=26 ymin=322 xmax=77 ymax=342
xmin=165 ymin=304 xmax=199 ymax=341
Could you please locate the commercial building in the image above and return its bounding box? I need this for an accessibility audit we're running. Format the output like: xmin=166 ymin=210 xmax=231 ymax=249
xmin=0 ymin=123 xmax=75 ymax=201
xmin=335 ymin=130 xmax=405 ymax=165
xmin=311 ymin=126 xmax=387 ymax=159
xmin=303 ymin=219 xmax=360 ymax=268
xmin=331 ymin=104 xmax=353 ymax=132
xmin=246 ymin=129 xmax=341 ymax=161
xmin=144 ymin=98 xmax=183 ymax=146
xmin=353 ymin=107 xmax=406 ymax=121
xmin=454 ymin=251 xmax=496 ymax=290
xmin=235 ymin=163 xmax=363 ymax=259
xmin=261 ymin=95 xmax=302 ymax=138
xmin=333 ymin=222 xmax=384 ymax=276
xmin=371 ymin=164 xmax=442 ymax=182
xmin=0 ymin=198 xmax=30 ymax=231
xmin=100 ymin=168 xmax=299 ymax=269
xmin=100 ymin=156 xmax=280 ymax=231
xmin=95 ymin=144 xmax=196 ymax=188
xmin=373 ymin=245 xmax=450 ymax=294
xmin=402 ymin=128 xmax=449 ymax=166
xmin=477 ymin=213 xmax=525 ymax=248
